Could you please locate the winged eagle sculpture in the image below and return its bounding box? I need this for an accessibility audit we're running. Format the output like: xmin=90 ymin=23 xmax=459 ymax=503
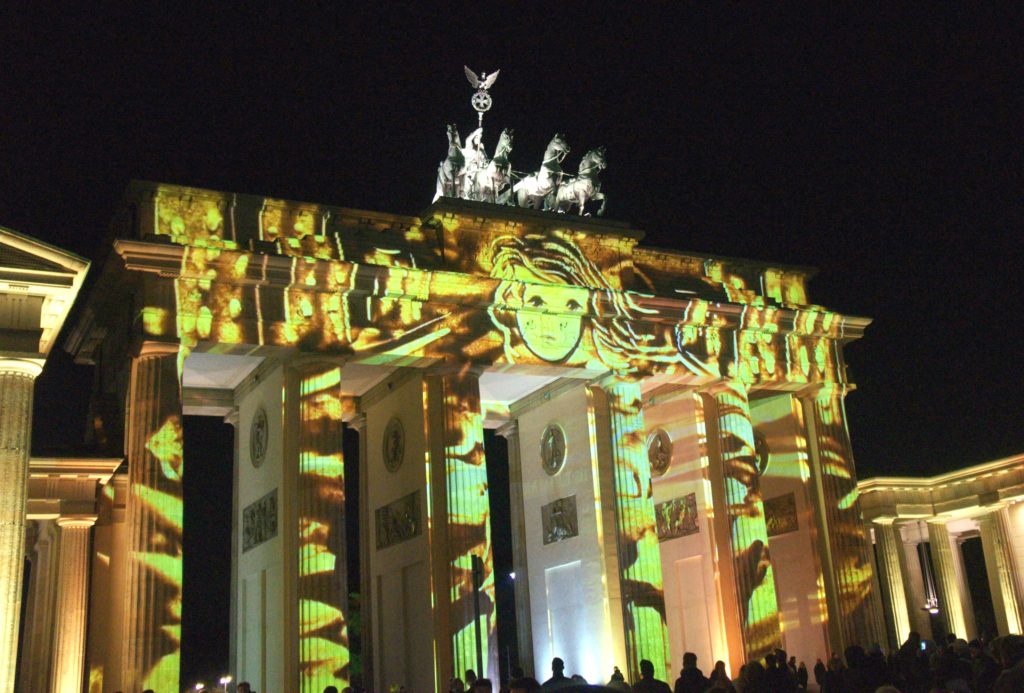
xmin=464 ymin=66 xmax=500 ymax=90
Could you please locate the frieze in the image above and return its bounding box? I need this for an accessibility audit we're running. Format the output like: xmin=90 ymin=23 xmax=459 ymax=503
xmin=375 ymin=491 xmax=421 ymax=550
xmin=242 ymin=489 xmax=278 ymax=552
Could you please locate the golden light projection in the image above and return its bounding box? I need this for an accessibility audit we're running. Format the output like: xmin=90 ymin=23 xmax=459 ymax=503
xmin=298 ymin=367 xmax=350 ymax=690
xmin=123 ymin=348 xmax=186 ymax=692
xmin=425 ymin=369 xmax=497 ymax=683
xmin=713 ymin=382 xmax=782 ymax=660
xmin=602 ymin=380 xmax=671 ymax=680
xmin=117 ymin=182 xmax=878 ymax=683
xmin=808 ymin=386 xmax=881 ymax=647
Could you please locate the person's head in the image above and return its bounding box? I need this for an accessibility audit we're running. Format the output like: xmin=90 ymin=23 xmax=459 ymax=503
xmin=465 ymin=669 xmax=477 ymax=684
xmin=509 ymin=677 xmax=540 ymax=693
xmin=997 ymin=634 xmax=1024 ymax=668
xmin=640 ymin=659 xmax=655 ymax=679
xmin=449 ymin=676 xmax=465 ymax=692
xmin=471 ymin=677 xmax=493 ymax=693
xmin=324 ymin=687 xmax=340 ymax=693
xmin=511 ymin=665 xmax=524 ymax=679
xmin=714 ymin=661 xmax=726 ymax=674
xmin=765 ymin=653 xmax=776 ymax=668
xmin=238 ymin=684 xmax=252 ymax=693
xmin=683 ymin=652 xmax=698 ymax=669
xmin=551 ymin=657 xmax=564 ymax=674
xmin=610 ymin=667 xmax=625 ymax=681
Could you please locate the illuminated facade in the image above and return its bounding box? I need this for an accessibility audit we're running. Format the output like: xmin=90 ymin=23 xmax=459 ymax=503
xmin=14 ymin=181 xmax=891 ymax=691
xmin=859 ymin=453 xmax=1024 ymax=647
xmin=0 ymin=226 xmax=89 ymax=693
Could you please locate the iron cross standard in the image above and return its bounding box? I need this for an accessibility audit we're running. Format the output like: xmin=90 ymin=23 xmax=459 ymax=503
xmin=464 ymin=66 xmax=499 ymax=128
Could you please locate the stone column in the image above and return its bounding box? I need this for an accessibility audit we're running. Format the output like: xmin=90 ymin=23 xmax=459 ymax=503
xmin=979 ymin=507 xmax=1024 ymax=635
xmin=49 ymin=517 xmax=97 ymax=693
xmin=704 ymin=381 xmax=782 ymax=662
xmin=927 ymin=521 xmax=970 ymax=639
xmin=589 ymin=377 xmax=670 ymax=681
xmin=120 ymin=343 xmax=185 ymax=693
xmin=296 ymin=365 xmax=349 ymax=692
xmin=496 ymin=420 xmax=533 ymax=677
xmin=225 ymin=407 xmax=240 ymax=686
xmin=350 ymin=413 xmax=373 ymax=692
xmin=19 ymin=520 xmax=58 ymax=693
xmin=803 ymin=385 xmax=887 ymax=652
xmin=0 ymin=358 xmax=42 ymax=692
xmin=424 ymin=366 xmax=496 ymax=684
xmin=874 ymin=520 xmax=913 ymax=647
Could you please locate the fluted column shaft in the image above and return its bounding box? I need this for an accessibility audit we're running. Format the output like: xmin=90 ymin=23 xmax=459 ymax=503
xmin=424 ymin=368 xmax=496 ymax=685
xmin=0 ymin=358 xmax=42 ymax=692
xmin=350 ymin=413 xmax=374 ymax=692
xmin=19 ymin=521 xmax=58 ymax=693
xmin=496 ymin=420 xmax=533 ymax=677
xmin=121 ymin=344 xmax=184 ymax=693
xmin=874 ymin=521 xmax=913 ymax=647
xmin=590 ymin=378 xmax=670 ymax=681
xmin=708 ymin=381 xmax=781 ymax=661
xmin=978 ymin=508 xmax=1024 ymax=635
xmin=927 ymin=521 xmax=969 ymax=639
xmin=803 ymin=386 xmax=886 ymax=652
xmin=50 ymin=519 xmax=96 ymax=693
xmin=296 ymin=366 xmax=349 ymax=691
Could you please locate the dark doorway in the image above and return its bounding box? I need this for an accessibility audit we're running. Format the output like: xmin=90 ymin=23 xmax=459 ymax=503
xmin=182 ymin=415 xmax=234 ymax=688
xmin=961 ymin=536 xmax=997 ymax=639
xmin=484 ymin=429 xmax=517 ymax=683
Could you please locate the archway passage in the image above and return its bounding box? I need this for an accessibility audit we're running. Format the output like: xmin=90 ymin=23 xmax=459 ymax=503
xmin=961 ymin=537 xmax=997 ymax=639
xmin=182 ymin=415 xmax=234 ymax=688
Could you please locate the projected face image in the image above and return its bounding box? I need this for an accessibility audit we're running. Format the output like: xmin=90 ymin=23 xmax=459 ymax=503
xmin=515 ymin=281 xmax=585 ymax=362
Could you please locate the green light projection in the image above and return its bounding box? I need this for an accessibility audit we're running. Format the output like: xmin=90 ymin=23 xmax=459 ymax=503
xmin=123 ymin=184 xmax=876 ymax=681
xmin=712 ymin=382 xmax=782 ymax=660
xmin=298 ymin=367 xmax=350 ymax=690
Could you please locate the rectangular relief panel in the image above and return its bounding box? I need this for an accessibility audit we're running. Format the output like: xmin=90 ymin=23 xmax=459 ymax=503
xmin=375 ymin=491 xmax=422 ymax=550
xmin=541 ymin=495 xmax=579 ymax=545
xmin=655 ymin=493 xmax=700 ymax=542
xmin=243 ymin=489 xmax=279 ymax=552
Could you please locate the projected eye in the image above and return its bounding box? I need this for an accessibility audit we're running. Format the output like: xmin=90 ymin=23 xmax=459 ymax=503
xmin=528 ymin=295 xmax=546 ymax=308
xmin=566 ymin=299 xmax=583 ymax=311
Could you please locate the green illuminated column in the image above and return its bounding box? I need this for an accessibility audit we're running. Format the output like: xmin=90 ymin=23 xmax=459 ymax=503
xmin=120 ymin=342 xmax=185 ymax=693
xmin=873 ymin=520 xmax=913 ymax=647
xmin=803 ymin=385 xmax=886 ymax=652
xmin=297 ymin=366 xmax=350 ymax=691
xmin=424 ymin=366 xmax=496 ymax=685
xmin=926 ymin=521 xmax=971 ymax=638
xmin=706 ymin=381 xmax=782 ymax=661
xmin=0 ymin=358 xmax=42 ymax=692
xmin=978 ymin=507 xmax=1024 ymax=635
xmin=593 ymin=377 xmax=670 ymax=681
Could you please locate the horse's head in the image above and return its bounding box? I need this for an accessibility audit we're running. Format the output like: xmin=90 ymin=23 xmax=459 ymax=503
xmin=495 ymin=128 xmax=514 ymax=156
xmin=582 ymin=146 xmax=607 ymax=173
xmin=446 ymin=123 xmax=461 ymax=146
xmin=545 ymin=133 xmax=571 ymax=163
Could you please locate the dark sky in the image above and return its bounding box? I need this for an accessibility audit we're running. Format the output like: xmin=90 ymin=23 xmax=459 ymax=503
xmin=3 ymin=5 xmax=1021 ymax=477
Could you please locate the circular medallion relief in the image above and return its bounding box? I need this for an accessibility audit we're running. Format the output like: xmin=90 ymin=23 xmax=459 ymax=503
xmin=540 ymin=424 xmax=567 ymax=476
xmin=250 ymin=406 xmax=268 ymax=468
xmin=753 ymin=429 xmax=770 ymax=476
xmin=647 ymin=428 xmax=673 ymax=477
xmin=383 ymin=417 xmax=405 ymax=473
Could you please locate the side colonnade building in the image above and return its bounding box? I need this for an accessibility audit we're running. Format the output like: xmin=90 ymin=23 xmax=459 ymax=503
xmin=860 ymin=454 xmax=1024 ymax=647
xmin=15 ymin=182 xmax=888 ymax=692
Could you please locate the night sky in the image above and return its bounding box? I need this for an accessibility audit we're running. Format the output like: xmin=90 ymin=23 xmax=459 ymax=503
xmin=3 ymin=3 xmax=1021 ymax=684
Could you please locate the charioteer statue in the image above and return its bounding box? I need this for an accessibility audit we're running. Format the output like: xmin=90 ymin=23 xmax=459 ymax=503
xmin=433 ymin=66 xmax=607 ymax=216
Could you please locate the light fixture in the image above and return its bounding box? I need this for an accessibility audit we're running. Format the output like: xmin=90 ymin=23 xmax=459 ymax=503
xmin=917 ymin=521 xmax=940 ymax=615
xmin=509 ymin=571 xmax=516 ymax=580
xmin=195 ymin=684 xmax=205 ymax=691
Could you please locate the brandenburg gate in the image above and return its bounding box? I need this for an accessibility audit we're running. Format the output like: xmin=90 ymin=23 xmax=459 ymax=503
xmin=57 ymin=177 xmax=886 ymax=692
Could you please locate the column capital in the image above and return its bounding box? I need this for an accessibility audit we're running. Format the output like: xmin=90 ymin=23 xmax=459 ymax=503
xmin=223 ymin=406 xmax=240 ymax=428
xmin=348 ymin=413 xmax=367 ymax=433
xmin=495 ymin=420 xmax=518 ymax=440
xmin=132 ymin=339 xmax=181 ymax=359
xmin=55 ymin=515 xmax=98 ymax=529
xmin=0 ymin=357 xmax=44 ymax=378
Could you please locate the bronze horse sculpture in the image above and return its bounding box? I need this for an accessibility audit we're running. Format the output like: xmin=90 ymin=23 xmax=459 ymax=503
xmin=433 ymin=123 xmax=465 ymax=202
xmin=468 ymin=128 xmax=514 ymax=204
xmin=553 ymin=146 xmax=606 ymax=216
xmin=513 ymin=133 xmax=570 ymax=210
